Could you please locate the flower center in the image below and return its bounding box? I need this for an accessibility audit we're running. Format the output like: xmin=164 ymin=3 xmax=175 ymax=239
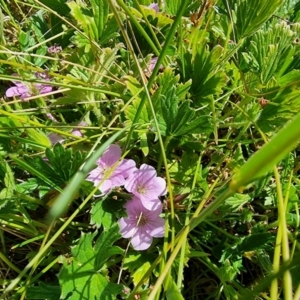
xmin=137 ymin=185 xmax=146 ymax=195
xmin=137 ymin=213 xmax=147 ymax=226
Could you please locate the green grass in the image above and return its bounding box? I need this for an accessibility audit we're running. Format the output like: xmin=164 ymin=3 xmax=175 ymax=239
xmin=1 ymin=0 xmax=300 ymax=299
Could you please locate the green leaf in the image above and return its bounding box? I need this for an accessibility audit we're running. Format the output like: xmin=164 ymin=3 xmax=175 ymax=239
xmin=230 ymin=0 xmax=283 ymax=38
xmin=99 ymin=16 xmax=119 ymax=45
xmin=218 ymin=260 xmax=241 ymax=282
xmin=124 ymin=76 xmax=148 ymax=125
xmin=0 ymin=161 xmax=15 ymax=209
xmin=0 ymin=133 xmax=50 ymax=150
xmin=46 ymin=143 xmax=72 ymax=182
xmin=152 ymin=67 xmax=183 ymax=114
xmin=240 ymin=22 xmax=296 ymax=84
xmin=94 ymin=224 xmax=123 ymax=271
xmin=140 ymin=132 xmax=149 ymax=156
xmin=257 ymin=70 xmax=300 ymax=131
xmin=13 ymin=145 xmax=85 ymax=200
xmin=225 ymin=194 xmax=251 ymax=211
xmin=160 ymin=89 xmax=211 ymax=137
xmin=231 ymin=112 xmax=300 ymax=190
xmin=68 ymin=0 xmax=110 ymax=43
xmin=165 ymin=0 xmax=180 ymax=15
xmin=68 ymin=1 xmax=98 ymax=40
xmin=90 ymin=0 xmax=109 ymax=38
xmin=38 ymin=0 xmax=70 ymax=16
xmin=174 ymin=114 xmax=211 ymax=136
xmin=26 ymin=283 xmax=61 ymax=300
xmin=90 ymin=199 xmax=114 ymax=230
xmin=59 ymin=258 xmax=122 ymax=300
xmin=125 ymin=97 xmax=149 ymax=125
xmin=236 ymin=233 xmax=274 ymax=253
xmin=161 ymin=87 xmax=178 ymax=132
xmin=176 ymin=79 xmax=192 ymax=100
xmin=3 ymin=161 xmax=15 ymax=191
xmin=165 ymin=275 xmax=184 ymax=300
xmin=26 ymin=128 xmax=52 ymax=149
xmin=124 ymin=253 xmax=157 ymax=286
xmin=72 ymin=232 xmax=97 ymax=267
xmin=11 ymin=156 xmax=63 ymax=194
xmin=171 ymin=101 xmax=194 ymax=136
xmin=220 ymin=233 xmax=274 ymax=263
xmin=223 ymin=284 xmax=239 ymax=300
xmin=59 ymin=230 xmax=123 ymax=299
xmin=187 ymin=45 xmax=228 ymax=105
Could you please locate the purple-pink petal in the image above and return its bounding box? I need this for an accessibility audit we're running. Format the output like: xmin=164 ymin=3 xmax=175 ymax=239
xmin=6 ymin=72 xmax=53 ymax=100
xmin=6 ymin=86 xmax=22 ymax=97
xmin=38 ymin=85 xmax=53 ymax=94
xmin=48 ymin=133 xmax=64 ymax=145
xmin=46 ymin=113 xmax=59 ymax=123
xmin=118 ymin=218 xmax=136 ymax=238
xmin=146 ymin=218 xmax=165 ymax=237
xmin=117 ymin=159 xmax=137 ymax=178
xmin=124 ymin=196 xmax=144 ymax=216
xmin=153 ymin=176 xmax=167 ymax=196
xmin=109 ymin=173 xmax=127 ymax=188
xmin=100 ymin=144 xmax=122 ymax=167
xmin=71 ymin=128 xmax=83 ymax=137
xmin=13 ymin=80 xmax=25 ymax=87
xmin=131 ymin=229 xmax=153 ymax=251
xmin=140 ymin=197 xmax=162 ymax=211
xmin=149 ymin=57 xmax=158 ymax=72
xmin=140 ymin=177 xmax=165 ymax=199
xmin=148 ymin=3 xmax=159 ymax=13
xmin=143 ymin=206 xmax=163 ymax=220
xmin=99 ymin=179 xmax=114 ymax=194
xmin=86 ymin=167 xmax=103 ymax=185
xmin=139 ymin=164 xmax=157 ymax=181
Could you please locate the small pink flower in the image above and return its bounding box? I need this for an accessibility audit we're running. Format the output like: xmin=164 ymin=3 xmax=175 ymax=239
xmin=71 ymin=121 xmax=87 ymax=137
xmin=87 ymin=144 xmax=136 ymax=194
xmin=118 ymin=196 xmax=165 ymax=250
xmin=48 ymin=133 xmax=64 ymax=145
xmin=149 ymin=57 xmax=158 ymax=72
xmin=145 ymin=57 xmax=163 ymax=74
xmin=48 ymin=44 xmax=62 ymax=54
xmin=46 ymin=113 xmax=59 ymax=123
xmin=148 ymin=3 xmax=159 ymax=13
xmin=124 ymin=164 xmax=166 ymax=211
xmin=6 ymin=81 xmax=31 ymax=99
xmin=6 ymin=73 xmax=52 ymax=100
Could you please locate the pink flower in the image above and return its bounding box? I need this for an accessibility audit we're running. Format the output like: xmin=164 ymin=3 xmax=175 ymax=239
xmin=48 ymin=44 xmax=62 ymax=54
xmin=149 ymin=57 xmax=158 ymax=72
xmin=48 ymin=133 xmax=64 ymax=145
xmin=71 ymin=121 xmax=87 ymax=137
xmin=87 ymin=144 xmax=136 ymax=194
xmin=6 ymin=73 xmax=52 ymax=100
xmin=145 ymin=57 xmax=163 ymax=74
xmin=124 ymin=164 xmax=166 ymax=211
xmin=118 ymin=196 xmax=165 ymax=250
xmin=148 ymin=3 xmax=159 ymax=13
xmin=46 ymin=113 xmax=59 ymax=123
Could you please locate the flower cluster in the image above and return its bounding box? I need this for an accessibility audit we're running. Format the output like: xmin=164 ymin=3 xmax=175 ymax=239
xmin=48 ymin=44 xmax=62 ymax=54
xmin=6 ymin=73 xmax=52 ymax=100
xmin=87 ymin=144 xmax=166 ymax=250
